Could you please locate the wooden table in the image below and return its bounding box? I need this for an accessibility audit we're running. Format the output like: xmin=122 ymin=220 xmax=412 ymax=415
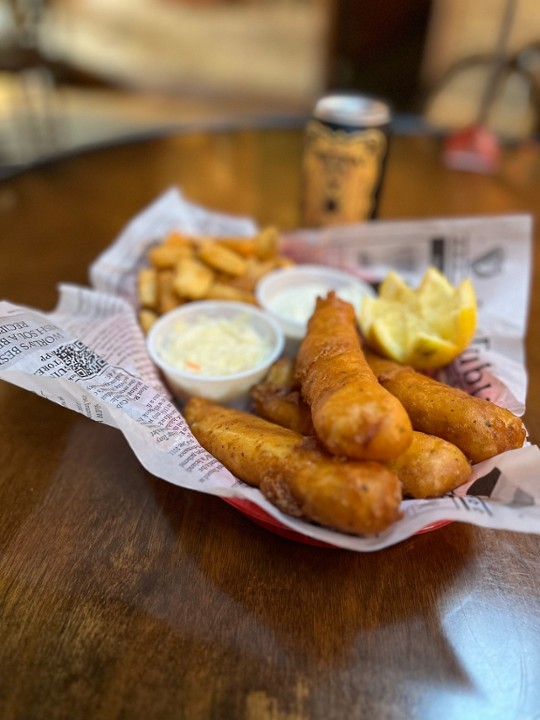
xmin=1 ymin=127 xmax=539 ymax=720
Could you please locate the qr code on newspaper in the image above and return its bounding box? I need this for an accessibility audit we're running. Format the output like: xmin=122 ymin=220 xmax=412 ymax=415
xmin=54 ymin=340 xmax=106 ymax=379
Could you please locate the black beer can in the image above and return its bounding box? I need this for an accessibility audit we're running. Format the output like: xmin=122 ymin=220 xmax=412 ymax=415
xmin=301 ymin=93 xmax=392 ymax=227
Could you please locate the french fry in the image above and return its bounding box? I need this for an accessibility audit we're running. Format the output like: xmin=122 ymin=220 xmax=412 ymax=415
xmin=226 ymin=258 xmax=274 ymax=292
xmin=246 ymin=258 xmax=282 ymax=288
xmin=138 ymin=308 xmax=158 ymax=334
xmin=216 ymin=236 xmax=258 ymax=258
xmin=157 ymin=269 xmax=182 ymax=314
xmin=173 ymin=257 xmax=214 ymax=300
xmin=137 ymin=267 xmax=158 ymax=309
xmin=255 ymin=226 xmax=279 ymax=260
xmin=136 ymin=226 xmax=292 ymax=326
xmin=197 ymin=240 xmax=247 ymax=277
xmin=205 ymin=281 xmax=256 ymax=304
xmin=163 ymin=230 xmax=194 ymax=249
xmin=148 ymin=243 xmax=193 ymax=269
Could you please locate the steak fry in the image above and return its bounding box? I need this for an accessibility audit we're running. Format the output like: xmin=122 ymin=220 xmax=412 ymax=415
xmin=295 ymin=292 xmax=413 ymax=461
xmin=365 ymin=350 xmax=526 ymax=463
xmin=184 ymin=397 xmax=402 ymax=536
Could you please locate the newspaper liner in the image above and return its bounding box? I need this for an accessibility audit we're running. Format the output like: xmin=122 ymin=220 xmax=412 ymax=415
xmin=1 ymin=187 xmax=539 ymax=552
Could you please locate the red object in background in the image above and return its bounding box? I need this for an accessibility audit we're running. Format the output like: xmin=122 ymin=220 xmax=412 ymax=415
xmin=442 ymin=124 xmax=501 ymax=173
xmin=440 ymin=0 xmax=517 ymax=175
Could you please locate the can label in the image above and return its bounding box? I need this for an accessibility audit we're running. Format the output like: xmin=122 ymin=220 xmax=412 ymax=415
xmin=301 ymin=119 xmax=388 ymax=227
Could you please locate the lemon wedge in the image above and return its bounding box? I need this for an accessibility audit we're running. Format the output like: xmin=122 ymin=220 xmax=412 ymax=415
xmin=359 ymin=267 xmax=477 ymax=369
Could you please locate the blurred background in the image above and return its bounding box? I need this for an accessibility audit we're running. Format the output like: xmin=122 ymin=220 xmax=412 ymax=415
xmin=1 ymin=0 xmax=539 ymax=170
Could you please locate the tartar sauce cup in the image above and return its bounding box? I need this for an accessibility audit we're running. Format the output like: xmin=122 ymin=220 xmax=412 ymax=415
xmin=146 ymin=300 xmax=285 ymax=406
xmin=255 ymin=264 xmax=376 ymax=349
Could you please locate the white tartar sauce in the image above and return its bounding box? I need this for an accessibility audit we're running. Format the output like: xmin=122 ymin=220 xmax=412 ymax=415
xmin=159 ymin=314 xmax=271 ymax=376
xmin=267 ymin=283 xmax=363 ymax=324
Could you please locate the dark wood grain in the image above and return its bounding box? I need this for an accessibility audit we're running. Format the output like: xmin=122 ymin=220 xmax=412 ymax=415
xmin=1 ymin=129 xmax=540 ymax=720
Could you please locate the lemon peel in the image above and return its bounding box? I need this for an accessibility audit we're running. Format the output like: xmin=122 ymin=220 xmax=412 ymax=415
xmin=359 ymin=267 xmax=477 ymax=369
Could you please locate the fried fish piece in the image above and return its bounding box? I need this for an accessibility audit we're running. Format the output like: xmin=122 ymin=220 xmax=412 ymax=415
xmin=387 ymin=431 xmax=471 ymax=498
xmin=295 ymin=292 xmax=413 ymax=461
xmin=252 ymin=358 xmax=471 ymax=498
xmin=184 ymin=397 xmax=402 ymax=535
xmin=365 ymin=350 xmax=526 ymax=463
xmin=250 ymin=358 xmax=314 ymax=435
xmin=264 ymin=356 xmax=297 ymax=386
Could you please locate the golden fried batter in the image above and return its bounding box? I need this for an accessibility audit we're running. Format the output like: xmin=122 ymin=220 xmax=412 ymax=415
xmin=251 ymin=358 xmax=471 ymax=498
xmin=295 ymin=292 xmax=413 ymax=461
xmin=365 ymin=350 xmax=526 ymax=463
xmin=184 ymin=397 xmax=402 ymax=536
xmin=387 ymin=431 xmax=471 ymax=498
xmin=250 ymin=358 xmax=314 ymax=435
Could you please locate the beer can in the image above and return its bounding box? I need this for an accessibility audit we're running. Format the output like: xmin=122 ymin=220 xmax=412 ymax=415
xmin=301 ymin=93 xmax=392 ymax=227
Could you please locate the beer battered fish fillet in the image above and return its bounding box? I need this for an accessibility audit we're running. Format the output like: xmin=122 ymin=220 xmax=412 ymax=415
xmin=365 ymin=351 xmax=526 ymax=464
xmin=251 ymin=359 xmax=472 ymax=499
xmin=295 ymin=292 xmax=413 ymax=461
xmin=250 ymin=358 xmax=315 ymax=435
xmin=387 ymin=431 xmax=471 ymax=498
xmin=184 ymin=397 xmax=402 ymax=535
